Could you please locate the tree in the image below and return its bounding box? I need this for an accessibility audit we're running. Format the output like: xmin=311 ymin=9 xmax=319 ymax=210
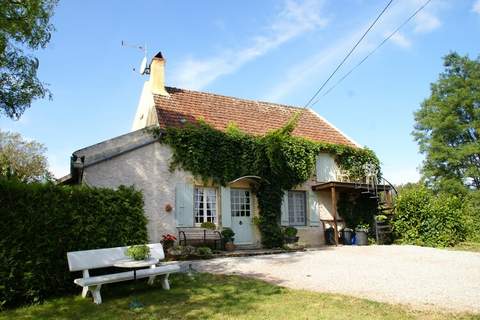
xmin=0 ymin=0 xmax=58 ymax=119
xmin=0 ymin=129 xmax=51 ymax=182
xmin=413 ymin=53 xmax=480 ymax=192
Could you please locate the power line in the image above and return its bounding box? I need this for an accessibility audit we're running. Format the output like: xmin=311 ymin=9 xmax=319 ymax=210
xmin=309 ymin=0 xmax=433 ymax=107
xmin=303 ymin=0 xmax=394 ymax=108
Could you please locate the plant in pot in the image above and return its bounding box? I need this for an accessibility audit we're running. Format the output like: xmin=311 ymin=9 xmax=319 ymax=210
xmin=374 ymin=214 xmax=391 ymax=245
xmin=283 ymin=226 xmax=299 ymax=244
xmin=200 ymin=221 xmax=216 ymax=230
xmin=375 ymin=214 xmax=388 ymax=224
xmin=126 ymin=244 xmax=151 ymax=260
xmin=161 ymin=234 xmax=177 ymax=250
xmin=355 ymin=223 xmax=369 ymax=246
xmin=221 ymin=227 xmax=235 ymax=251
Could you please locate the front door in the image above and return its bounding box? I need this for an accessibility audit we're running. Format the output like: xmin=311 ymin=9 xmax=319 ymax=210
xmin=230 ymin=189 xmax=254 ymax=244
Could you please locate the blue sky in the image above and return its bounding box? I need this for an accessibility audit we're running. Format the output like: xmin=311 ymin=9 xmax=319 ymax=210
xmin=1 ymin=0 xmax=480 ymax=184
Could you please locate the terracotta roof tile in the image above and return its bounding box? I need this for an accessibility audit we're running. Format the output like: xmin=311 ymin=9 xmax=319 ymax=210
xmin=154 ymin=87 xmax=358 ymax=147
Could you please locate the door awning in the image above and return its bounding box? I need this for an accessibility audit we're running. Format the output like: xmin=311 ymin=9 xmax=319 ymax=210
xmin=228 ymin=175 xmax=270 ymax=185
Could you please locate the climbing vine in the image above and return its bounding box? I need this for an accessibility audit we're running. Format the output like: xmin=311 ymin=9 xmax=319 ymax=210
xmin=151 ymin=113 xmax=380 ymax=248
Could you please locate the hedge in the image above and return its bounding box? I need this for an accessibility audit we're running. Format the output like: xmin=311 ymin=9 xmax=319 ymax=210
xmin=0 ymin=179 xmax=148 ymax=308
xmin=462 ymin=191 xmax=480 ymax=243
xmin=393 ymin=185 xmax=465 ymax=247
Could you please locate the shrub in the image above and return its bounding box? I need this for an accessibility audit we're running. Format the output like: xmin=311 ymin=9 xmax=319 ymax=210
xmin=126 ymin=244 xmax=150 ymax=260
xmin=196 ymin=246 xmax=213 ymax=258
xmin=462 ymin=191 xmax=480 ymax=242
xmin=221 ymin=228 xmax=235 ymax=242
xmin=337 ymin=193 xmax=377 ymax=229
xmin=0 ymin=179 xmax=147 ymax=308
xmin=393 ymin=185 xmax=464 ymax=247
xmin=200 ymin=221 xmax=216 ymax=230
xmin=283 ymin=227 xmax=298 ymax=237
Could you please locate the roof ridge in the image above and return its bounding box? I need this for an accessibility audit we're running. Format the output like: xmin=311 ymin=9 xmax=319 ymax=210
xmin=164 ymin=86 xmax=305 ymax=111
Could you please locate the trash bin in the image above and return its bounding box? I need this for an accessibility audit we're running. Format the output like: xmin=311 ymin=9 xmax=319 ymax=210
xmin=325 ymin=227 xmax=335 ymax=245
xmin=342 ymin=228 xmax=353 ymax=245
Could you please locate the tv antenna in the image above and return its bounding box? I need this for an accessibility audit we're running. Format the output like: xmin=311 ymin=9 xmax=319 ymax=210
xmin=121 ymin=40 xmax=150 ymax=75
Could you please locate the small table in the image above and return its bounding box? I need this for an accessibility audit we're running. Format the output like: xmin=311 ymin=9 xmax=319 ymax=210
xmin=114 ymin=258 xmax=159 ymax=309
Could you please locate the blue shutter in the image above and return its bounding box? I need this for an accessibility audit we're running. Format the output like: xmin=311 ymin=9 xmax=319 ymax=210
xmin=221 ymin=187 xmax=231 ymax=228
xmin=280 ymin=191 xmax=289 ymax=226
xmin=308 ymin=190 xmax=321 ymax=226
xmin=175 ymin=183 xmax=194 ymax=227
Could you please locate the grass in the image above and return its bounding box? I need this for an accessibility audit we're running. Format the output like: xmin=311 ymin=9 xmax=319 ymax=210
xmin=1 ymin=273 xmax=478 ymax=320
xmin=451 ymin=241 xmax=480 ymax=253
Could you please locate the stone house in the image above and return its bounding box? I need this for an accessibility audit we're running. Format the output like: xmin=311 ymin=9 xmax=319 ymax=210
xmin=61 ymin=52 xmax=392 ymax=248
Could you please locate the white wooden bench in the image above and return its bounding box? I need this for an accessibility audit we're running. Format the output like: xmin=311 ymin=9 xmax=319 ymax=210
xmin=67 ymin=243 xmax=180 ymax=304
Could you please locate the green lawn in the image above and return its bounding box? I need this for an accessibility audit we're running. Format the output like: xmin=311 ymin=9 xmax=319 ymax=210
xmin=1 ymin=273 xmax=478 ymax=320
xmin=451 ymin=241 xmax=480 ymax=253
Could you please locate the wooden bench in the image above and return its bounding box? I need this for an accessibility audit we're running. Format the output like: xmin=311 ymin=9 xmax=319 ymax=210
xmin=67 ymin=243 xmax=180 ymax=304
xmin=178 ymin=228 xmax=223 ymax=249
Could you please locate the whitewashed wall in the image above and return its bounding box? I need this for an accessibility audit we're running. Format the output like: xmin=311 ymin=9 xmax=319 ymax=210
xmin=82 ymin=144 xmax=338 ymax=246
xmin=83 ymin=142 xmax=192 ymax=243
xmin=316 ymin=153 xmax=338 ymax=182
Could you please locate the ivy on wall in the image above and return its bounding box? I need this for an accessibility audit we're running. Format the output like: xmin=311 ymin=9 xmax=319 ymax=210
xmin=152 ymin=113 xmax=380 ymax=248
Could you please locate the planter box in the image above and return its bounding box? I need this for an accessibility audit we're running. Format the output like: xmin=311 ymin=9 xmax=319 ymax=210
xmin=355 ymin=229 xmax=368 ymax=246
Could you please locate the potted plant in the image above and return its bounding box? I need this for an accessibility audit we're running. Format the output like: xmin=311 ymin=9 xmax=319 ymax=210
xmin=283 ymin=226 xmax=299 ymax=244
xmin=161 ymin=234 xmax=177 ymax=250
xmin=200 ymin=221 xmax=216 ymax=230
xmin=374 ymin=214 xmax=391 ymax=245
xmin=355 ymin=223 xmax=369 ymax=246
xmin=126 ymin=244 xmax=151 ymax=260
xmin=221 ymin=227 xmax=235 ymax=251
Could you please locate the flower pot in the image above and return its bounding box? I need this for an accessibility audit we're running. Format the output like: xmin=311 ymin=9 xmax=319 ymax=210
xmin=355 ymin=229 xmax=368 ymax=246
xmin=163 ymin=240 xmax=174 ymax=250
xmin=225 ymin=241 xmax=236 ymax=252
xmin=342 ymin=228 xmax=353 ymax=245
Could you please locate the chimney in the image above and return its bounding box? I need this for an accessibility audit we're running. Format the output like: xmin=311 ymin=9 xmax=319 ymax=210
xmin=149 ymin=51 xmax=169 ymax=96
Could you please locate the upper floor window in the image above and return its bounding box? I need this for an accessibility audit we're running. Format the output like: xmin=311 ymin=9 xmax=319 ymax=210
xmin=194 ymin=187 xmax=217 ymax=224
xmin=288 ymin=191 xmax=306 ymax=226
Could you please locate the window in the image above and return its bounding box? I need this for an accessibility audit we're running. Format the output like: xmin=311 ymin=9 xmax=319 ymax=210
xmin=194 ymin=187 xmax=217 ymax=224
xmin=288 ymin=191 xmax=306 ymax=226
xmin=230 ymin=189 xmax=251 ymax=217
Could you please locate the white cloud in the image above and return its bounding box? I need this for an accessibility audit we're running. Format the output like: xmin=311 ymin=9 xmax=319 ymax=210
xmin=172 ymin=0 xmax=328 ymax=90
xmin=382 ymin=166 xmax=421 ymax=185
xmin=48 ymin=152 xmax=70 ymax=179
xmin=264 ymin=32 xmax=359 ymax=102
xmin=473 ymin=0 xmax=480 ymax=14
xmin=264 ymin=0 xmax=444 ymax=102
xmin=413 ymin=10 xmax=441 ymax=33
xmin=389 ymin=32 xmax=411 ymax=48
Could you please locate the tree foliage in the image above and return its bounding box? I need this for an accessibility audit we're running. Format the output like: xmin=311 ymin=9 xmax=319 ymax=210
xmin=0 ymin=129 xmax=51 ymax=182
xmin=152 ymin=114 xmax=380 ymax=248
xmin=413 ymin=53 xmax=480 ymax=192
xmin=0 ymin=0 xmax=57 ymax=119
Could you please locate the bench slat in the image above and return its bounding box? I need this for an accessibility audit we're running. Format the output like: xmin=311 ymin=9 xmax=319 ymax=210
xmin=67 ymin=243 xmax=165 ymax=271
xmin=73 ymin=264 xmax=181 ymax=287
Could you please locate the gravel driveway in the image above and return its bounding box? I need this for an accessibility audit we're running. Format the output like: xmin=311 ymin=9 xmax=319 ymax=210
xmin=190 ymin=245 xmax=480 ymax=313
